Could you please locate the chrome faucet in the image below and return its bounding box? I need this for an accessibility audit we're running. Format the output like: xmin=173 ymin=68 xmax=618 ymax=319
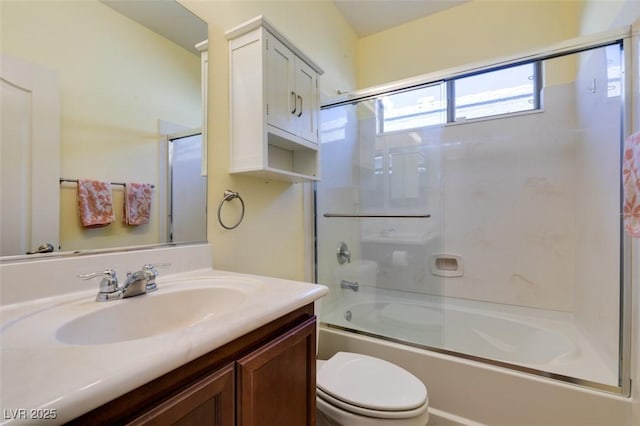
xmin=123 ymin=264 xmax=163 ymax=296
xmin=79 ymin=263 xmax=169 ymax=302
xmin=121 ymin=270 xmax=148 ymax=298
xmin=340 ymin=279 xmax=359 ymax=292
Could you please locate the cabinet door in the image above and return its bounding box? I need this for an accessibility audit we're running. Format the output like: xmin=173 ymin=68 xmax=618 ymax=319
xmin=294 ymin=60 xmax=318 ymax=144
xmin=237 ymin=316 xmax=316 ymax=426
xmin=129 ymin=363 xmax=235 ymax=426
xmin=266 ymin=33 xmax=296 ymax=135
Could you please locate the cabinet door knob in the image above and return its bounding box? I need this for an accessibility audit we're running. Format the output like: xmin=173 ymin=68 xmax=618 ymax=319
xmin=297 ymin=95 xmax=303 ymax=117
xmin=291 ymin=91 xmax=297 ymax=114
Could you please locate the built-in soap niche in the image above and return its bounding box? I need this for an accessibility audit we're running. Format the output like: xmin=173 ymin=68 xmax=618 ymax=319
xmin=430 ymin=254 xmax=463 ymax=277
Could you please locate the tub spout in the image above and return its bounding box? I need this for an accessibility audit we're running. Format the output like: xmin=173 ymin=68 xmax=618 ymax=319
xmin=340 ymin=279 xmax=359 ymax=292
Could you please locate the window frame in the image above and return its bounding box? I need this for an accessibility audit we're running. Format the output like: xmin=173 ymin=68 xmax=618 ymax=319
xmin=377 ymin=60 xmax=543 ymax=134
xmin=449 ymin=61 xmax=542 ymax=123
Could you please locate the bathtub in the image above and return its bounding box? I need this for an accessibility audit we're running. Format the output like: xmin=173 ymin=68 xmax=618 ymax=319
xmin=320 ymin=286 xmax=618 ymax=391
xmin=318 ymin=287 xmax=631 ymax=425
xmin=336 ymin=300 xmax=576 ymax=366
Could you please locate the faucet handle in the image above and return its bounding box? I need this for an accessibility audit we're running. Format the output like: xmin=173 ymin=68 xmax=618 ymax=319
xmin=78 ymin=269 xmax=121 ymax=300
xmin=142 ymin=263 xmax=171 ymax=271
xmin=141 ymin=263 xmax=170 ymax=292
xmin=336 ymin=242 xmax=351 ymax=265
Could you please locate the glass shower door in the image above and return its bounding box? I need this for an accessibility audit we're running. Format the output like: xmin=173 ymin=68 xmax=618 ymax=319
xmin=316 ymin=83 xmax=446 ymax=348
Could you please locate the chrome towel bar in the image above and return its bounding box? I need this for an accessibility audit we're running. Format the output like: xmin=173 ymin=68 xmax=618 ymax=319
xmin=59 ymin=178 xmax=155 ymax=188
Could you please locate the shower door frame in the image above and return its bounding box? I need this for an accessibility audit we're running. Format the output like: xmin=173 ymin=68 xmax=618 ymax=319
xmin=315 ymin=27 xmax=634 ymax=396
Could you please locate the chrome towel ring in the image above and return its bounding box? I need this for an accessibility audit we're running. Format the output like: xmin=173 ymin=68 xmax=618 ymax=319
xmin=217 ymin=190 xmax=245 ymax=230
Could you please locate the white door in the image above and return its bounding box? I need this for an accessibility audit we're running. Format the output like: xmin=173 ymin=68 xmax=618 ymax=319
xmin=1 ymin=54 xmax=60 ymax=256
xmin=295 ymin=60 xmax=318 ymax=143
xmin=169 ymin=132 xmax=206 ymax=243
xmin=266 ymin=33 xmax=296 ymax=135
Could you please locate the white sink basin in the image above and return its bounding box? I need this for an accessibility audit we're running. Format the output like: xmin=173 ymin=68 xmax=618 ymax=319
xmin=56 ymin=286 xmax=248 ymax=345
xmin=0 ymin=276 xmax=263 ymax=347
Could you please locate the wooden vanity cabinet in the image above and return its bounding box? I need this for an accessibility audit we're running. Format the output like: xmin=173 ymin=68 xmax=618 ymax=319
xmin=237 ymin=314 xmax=316 ymax=426
xmin=67 ymin=304 xmax=316 ymax=426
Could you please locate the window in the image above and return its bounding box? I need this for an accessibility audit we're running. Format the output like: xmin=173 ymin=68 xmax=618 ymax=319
xmin=453 ymin=63 xmax=540 ymax=121
xmin=377 ymin=62 xmax=541 ymax=133
xmin=377 ymin=83 xmax=446 ymax=133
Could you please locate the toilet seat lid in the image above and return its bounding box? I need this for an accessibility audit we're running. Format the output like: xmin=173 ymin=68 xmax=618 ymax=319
xmin=317 ymin=352 xmax=427 ymax=411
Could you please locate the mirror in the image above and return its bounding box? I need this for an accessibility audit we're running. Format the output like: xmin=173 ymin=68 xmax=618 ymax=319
xmin=0 ymin=0 xmax=208 ymax=259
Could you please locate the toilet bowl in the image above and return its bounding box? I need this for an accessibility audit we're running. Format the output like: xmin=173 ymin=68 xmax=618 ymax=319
xmin=316 ymin=352 xmax=429 ymax=426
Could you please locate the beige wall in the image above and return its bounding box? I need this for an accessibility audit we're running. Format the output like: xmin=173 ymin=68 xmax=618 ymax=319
xmin=357 ymin=0 xmax=583 ymax=89
xmin=1 ymin=0 xmax=201 ymax=251
xmin=579 ymin=0 xmax=640 ymax=34
xmin=180 ymin=1 xmax=358 ymax=280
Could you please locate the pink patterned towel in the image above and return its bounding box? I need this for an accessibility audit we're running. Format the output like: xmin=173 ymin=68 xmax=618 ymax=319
xmin=77 ymin=179 xmax=115 ymax=228
xmin=623 ymin=132 xmax=640 ymax=237
xmin=124 ymin=182 xmax=153 ymax=226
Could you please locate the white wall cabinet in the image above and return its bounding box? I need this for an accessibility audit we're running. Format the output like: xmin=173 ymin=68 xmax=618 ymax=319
xmin=226 ymin=16 xmax=323 ymax=182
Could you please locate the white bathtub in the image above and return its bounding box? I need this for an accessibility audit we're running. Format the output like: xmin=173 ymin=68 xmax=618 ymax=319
xmin=320 ymin=286 xmax=617 ymax=388
xmin=319 ymin=287 xmax=631 ymax=425
xmin=337 ymin=300 xmax=577 ymax=366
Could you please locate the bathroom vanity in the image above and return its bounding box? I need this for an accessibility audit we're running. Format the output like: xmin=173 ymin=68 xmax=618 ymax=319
xmin=70 ymin=305 xmax=316 ymax=425
xmin=0 ymin=244 xmax=327 ymax=425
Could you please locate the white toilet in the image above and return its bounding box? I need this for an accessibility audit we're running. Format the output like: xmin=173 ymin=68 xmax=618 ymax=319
xmin=316 ymin=352 xmax=429 ymax=425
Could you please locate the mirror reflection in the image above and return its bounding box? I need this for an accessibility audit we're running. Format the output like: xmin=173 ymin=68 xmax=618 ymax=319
xmin=0 ymin=0 xmax=208 ymax=258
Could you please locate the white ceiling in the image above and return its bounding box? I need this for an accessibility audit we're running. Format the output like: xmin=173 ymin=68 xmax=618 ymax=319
xmin=334 ymin=0 xmax=469 ymax=37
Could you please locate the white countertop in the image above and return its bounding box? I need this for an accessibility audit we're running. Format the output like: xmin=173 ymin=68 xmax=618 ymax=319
xmin=0 ymin=268 xmax=328 ymax=424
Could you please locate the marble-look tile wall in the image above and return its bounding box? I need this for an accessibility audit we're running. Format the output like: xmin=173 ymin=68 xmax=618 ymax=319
xmin=439 ymin=47 xmax=621 ymax=320
xmin=439 ymin=83 xmax=578 ymax=311
xmin=318 ymin=46 xmax=622 ymax=320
